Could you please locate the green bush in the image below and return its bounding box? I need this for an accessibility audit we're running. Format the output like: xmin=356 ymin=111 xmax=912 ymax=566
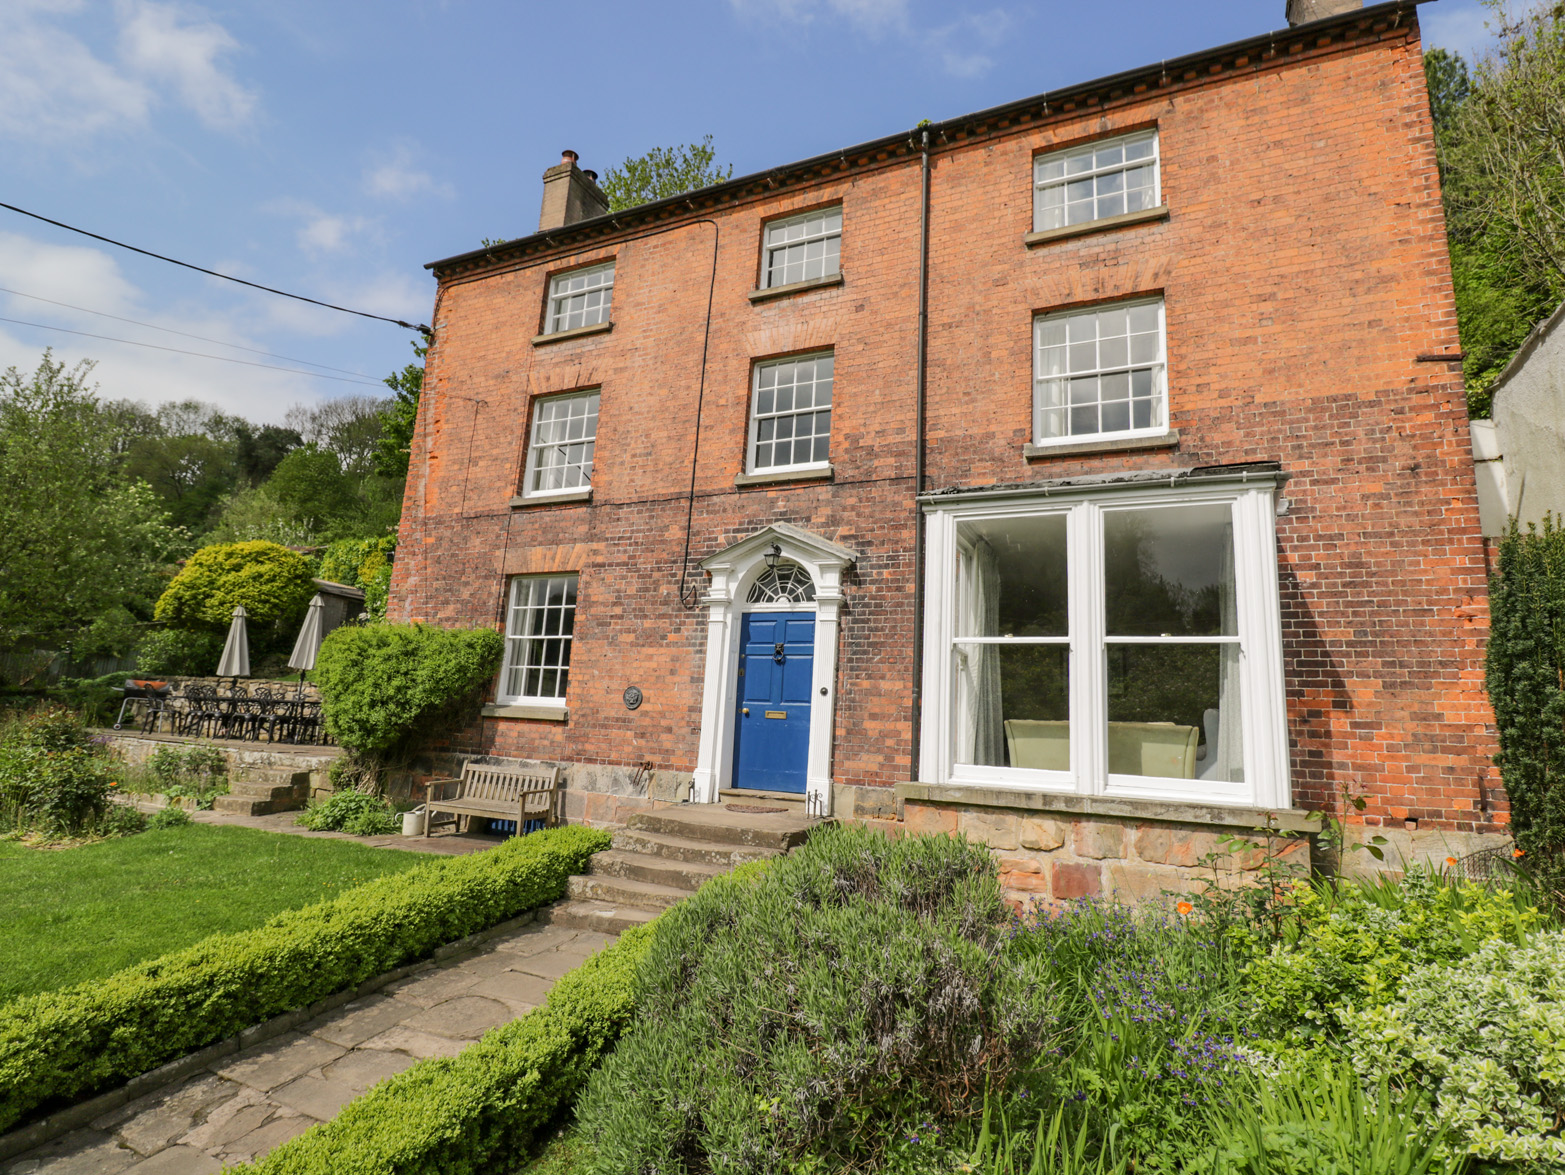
xmin=297 ymin=790 xmax=400 ymax=836
xmin=577 ymin=825 xmax=1055 ymax=1175
xmin=0 ymin=707 xmax=113 ymax=834
xmin=146 ymin=806 xmax=192 ymax=830
xmin=135 ymin=628 xmax=225 ymax=676
xmin=54 ymin=672 xmax=132 ymax=726
xmin=230 ymin=916 xmax=655 ymax=1175
xmin=0 ymin=823 xmax=608 ymax=1132
xmin=153 ymin=541 xmax=315 ymax=633
xmin=317 ymin=536 xmax=396 ymax=620
xmin=314 ymin=623 xmax=504 ymax=756
xmin=1344 ymin=930 xmax=1565 ymax=1169
xmin=1486 ymin=517 xmax=1565 ymax=900
xmin=1245 ymin=870 xmax=1543 ymax=1043
xmin=145 ymin=744 xmax=228 ymax=808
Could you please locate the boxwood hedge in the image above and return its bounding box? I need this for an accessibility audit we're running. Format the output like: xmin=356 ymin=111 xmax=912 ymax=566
xmin=0 ymin=824 xmax=609 ymax=1133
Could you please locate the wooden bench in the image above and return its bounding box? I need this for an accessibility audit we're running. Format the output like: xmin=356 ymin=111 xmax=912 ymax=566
xmin=424 ymin=759 xmax=561 ymax=837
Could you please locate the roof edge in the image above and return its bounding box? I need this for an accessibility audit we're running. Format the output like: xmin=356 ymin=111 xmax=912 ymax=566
xmin=428 ymin=0 xmax=1426 ymax=276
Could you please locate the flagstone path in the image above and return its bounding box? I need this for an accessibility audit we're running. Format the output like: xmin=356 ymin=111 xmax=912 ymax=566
xmin=0 ymin=921 xmax=614 ymax=1175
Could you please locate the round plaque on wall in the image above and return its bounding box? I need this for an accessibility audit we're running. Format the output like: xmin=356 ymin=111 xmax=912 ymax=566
xmin=622 ymin=686 xmax=643 ymax=711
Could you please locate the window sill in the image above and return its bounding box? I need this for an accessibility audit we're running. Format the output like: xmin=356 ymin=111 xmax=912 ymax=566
xmin=483 ymin=703 xmax=568 ymax=722
xmin=1024 ymin=430 xmax=1179 ymax=459
xmin=509 ymin=488 xmax=592 ymax=507
xmin=531 ymin=321 xmax=612 ymax=346
xmin=748 ymin=272 xmax=844 ymax=303
xmin=735 ymin=463 xmax=833 ymax=487
xmin=1024 ymin=205 xmax=1170 ymax=247
xmin=896 ymin=782 xmax=1312 ymax=833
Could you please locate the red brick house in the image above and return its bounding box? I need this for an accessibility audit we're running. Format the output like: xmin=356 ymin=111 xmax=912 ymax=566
xmin=390 ymin=0 xmax=1505 ymax=897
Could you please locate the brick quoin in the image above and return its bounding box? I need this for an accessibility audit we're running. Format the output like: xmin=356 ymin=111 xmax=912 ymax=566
xmin=391 ymin=4 xmax=1502 ymax=845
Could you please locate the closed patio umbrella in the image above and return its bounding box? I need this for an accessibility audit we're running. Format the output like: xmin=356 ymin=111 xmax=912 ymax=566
xmin=288 ymin=594 xmax=326 ymax=675
xmin=216 ymin=605 xmax=250 ymax=680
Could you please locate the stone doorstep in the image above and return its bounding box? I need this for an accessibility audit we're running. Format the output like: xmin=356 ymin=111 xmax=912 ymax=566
xmin=627 ymin=807 xmax=816 ymax=851
xmin=610 ymin=828 xmax=785 ymax=868
xmin=0 ymin=909 xmax=541 ymax=1166
xmin=587 ymin=848 xmax=727 ymax=890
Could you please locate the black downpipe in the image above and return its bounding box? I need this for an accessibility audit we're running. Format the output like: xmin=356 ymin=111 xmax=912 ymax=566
xmin=910 ymin=130 xmax=931 ymax=783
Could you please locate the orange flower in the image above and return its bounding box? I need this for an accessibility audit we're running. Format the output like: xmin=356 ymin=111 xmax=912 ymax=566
xmin=1445 ymin=856 xmax=1457 ymax=866
xmin=1176 ymin=900 xmax=1194 ymax=916
xmin=1514 ymin=848 xmax=1526 ymax=859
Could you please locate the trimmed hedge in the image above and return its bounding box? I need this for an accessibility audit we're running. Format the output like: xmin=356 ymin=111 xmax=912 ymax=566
xmin=228 ymin=917 xmax=659 ymax=1175
xmin=0 ymin=825 xmax=609 ymax=1133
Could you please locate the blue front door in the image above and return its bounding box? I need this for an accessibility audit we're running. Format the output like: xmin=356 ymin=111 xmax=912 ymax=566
xmin=733 ymin=612 xmax=814 ymax=793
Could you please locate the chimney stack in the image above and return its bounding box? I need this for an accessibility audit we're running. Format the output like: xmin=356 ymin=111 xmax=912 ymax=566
xmin=538 ymin=150 xmax=610 ymax=232
xmin=1286 ymin=0 xmax=1362 ymax=25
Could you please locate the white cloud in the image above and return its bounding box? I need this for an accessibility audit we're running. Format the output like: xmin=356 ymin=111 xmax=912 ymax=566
xmin=1423 ymin=2 xmax=1500 ymax=63
xmin=0 ymin=233 xmax=355 ymax=424
xmin=266 ymin=200 xmax=377 ymax=257
xmin=364 ymin=144 xmax=455 ymax=202
xmin=727 ymin=0 xmax=1012 ymax=75
xmin=0 ymin=2 xmax=151 ymax=139
xmin=117 ymin=0 xmax=257 ymax=130
xmin=0 ymin=0 xmax=254 ymax=143
xmin=728 ymin=0 xmax=909 ymax=33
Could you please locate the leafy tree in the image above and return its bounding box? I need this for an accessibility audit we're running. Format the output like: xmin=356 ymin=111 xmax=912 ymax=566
xmin=0 ymin=353 xmax=183 ymax=646
xmin=264 ymin=446 xmax=364 ymax=536
xmin=122 ymin=432 xmax=236 ymax=532
xmin=598 ymin=135 xmax=734 ymax=212
xmin=233 ymin=422 xmax=303 ymax=487
xmin=375 ymin=341 xmax=425 ymax=480
xmin=284 ymin=395 xmax=391 ymax=478
xmin=1432 ymin=5 xmax=1565 ymax=413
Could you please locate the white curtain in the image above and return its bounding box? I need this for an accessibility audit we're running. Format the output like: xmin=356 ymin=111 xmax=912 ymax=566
xmin=1201 ymin=533 xmax=1244 ymax=781
xmin=956 ymin=540 xmax=1005 ymax=765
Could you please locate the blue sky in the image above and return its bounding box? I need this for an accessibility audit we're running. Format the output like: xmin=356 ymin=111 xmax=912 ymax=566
xmin=0 ymin=0 xmax=1499 ymax=423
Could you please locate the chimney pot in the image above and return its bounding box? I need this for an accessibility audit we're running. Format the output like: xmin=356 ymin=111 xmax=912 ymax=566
xmin=538 ymin=152 xmax=610 ymax=232
xmin=582 ymin=169 xmax=598 ymax=182
xmin=1286 ymin=0 xmax=1362 ymax=25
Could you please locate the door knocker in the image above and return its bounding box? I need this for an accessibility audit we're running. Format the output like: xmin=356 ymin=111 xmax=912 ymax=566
xmin=773 ymin=642 xmax=786 ymax=664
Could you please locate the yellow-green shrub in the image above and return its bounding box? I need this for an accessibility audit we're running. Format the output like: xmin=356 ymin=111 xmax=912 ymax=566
xmin=153 ymin=541 xmax=314 ymax=630
xmin=0 ymin=825 xmax=609 ymax=1132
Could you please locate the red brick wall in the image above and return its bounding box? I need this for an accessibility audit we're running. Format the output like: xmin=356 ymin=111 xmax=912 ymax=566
xmin=393 ymin=16 xmax=1501 ymax=834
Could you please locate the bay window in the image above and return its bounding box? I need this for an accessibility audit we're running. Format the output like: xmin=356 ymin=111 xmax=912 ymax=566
xmin=921 ymin=477 xmax=1287 ymax=808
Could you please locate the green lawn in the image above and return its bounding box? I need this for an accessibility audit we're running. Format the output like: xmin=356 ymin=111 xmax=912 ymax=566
xmin=0 ymin=824 xmax=428 ymax=1003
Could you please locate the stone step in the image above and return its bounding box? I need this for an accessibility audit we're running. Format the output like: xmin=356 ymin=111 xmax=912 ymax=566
xmin=588 ymin=849 xmax=727 ymax=891
xmin=566 ymin=873 xmax=689 ymax=912
xmin=228 ymin=780 xmax=303 ymax=801
xmin=612 ymin=828 xmax=785 ymax=868
xmin=211 ymin=793 xmax=306 ymax=817
xmin=541 ymin=899 xmax=659 ymax=936
xmin=627 ymin=806 xmax=816 ymax=851
xmin=233 ymin=767 xmax=309 ymax=789
xmin=718 ymin=788 xmax=806 ymax=809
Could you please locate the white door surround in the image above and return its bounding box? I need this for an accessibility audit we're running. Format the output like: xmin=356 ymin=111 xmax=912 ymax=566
xmin=692 ymin=521 xmax=857 ymax=816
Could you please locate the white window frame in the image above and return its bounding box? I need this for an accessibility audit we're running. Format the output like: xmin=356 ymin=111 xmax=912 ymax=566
xmin=763 ymin=206 xmax=843 ymax=289
xmin=747 ymin=352 xmax=834 ymax=475
xmin=522 ymin=389 xmax=599 ymax=498
xmin=1033 ymin=130 xmax=1160 ymax=232
xmin=1033 ymin=297 xmax=1167 ymax=448
xmin=918 ymin=480 xmax=1289 ymax=809
xmin=497 ymin=574 xmax=579 ymax=707
xmin=545 ymin=261 xmax=615 ymax=334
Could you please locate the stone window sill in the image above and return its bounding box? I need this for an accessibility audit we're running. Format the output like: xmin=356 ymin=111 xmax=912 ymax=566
xmin=531 ymin=321 xmax=612 ymax=346
xmin=748 ymin=273 xmax=844 ymax=303
xmin=1024 ymin=205 xmax=1170 ymax=247
xmin=1024 ymin=430 xmax=1179 ymax=460
xmin=509 ymin=488 xmax=592 ymax=507
xmin=896 ymin=781 xmax=1313 ymax=833
xmin=483 ymin=703 xmax=568 ymax=722
xmin=734 ymin=463 xmax=833 ymax=487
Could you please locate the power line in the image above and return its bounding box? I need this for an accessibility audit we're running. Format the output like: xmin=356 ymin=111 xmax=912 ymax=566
xmin=0 ymin=285 xmax=379 ymax=380
xmin=0 ymin=315 xmax=385 ymax=386
xmin=0 ymin=201 xmax=430 ymax=334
